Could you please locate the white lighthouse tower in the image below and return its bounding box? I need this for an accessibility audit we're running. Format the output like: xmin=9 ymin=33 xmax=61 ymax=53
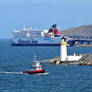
xmin=60 ymin=37 xmax=67 ymax=61
xmin=60 ymin=37 xmax=82 ymax=62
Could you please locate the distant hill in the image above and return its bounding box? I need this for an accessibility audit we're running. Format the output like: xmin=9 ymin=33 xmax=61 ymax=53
xmin=61 ymin=24 xmax=92 ymax=38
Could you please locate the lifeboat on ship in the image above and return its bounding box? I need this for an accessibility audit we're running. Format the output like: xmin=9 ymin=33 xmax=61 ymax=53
xmin=23 ymin=60 xmax=45 ymax=74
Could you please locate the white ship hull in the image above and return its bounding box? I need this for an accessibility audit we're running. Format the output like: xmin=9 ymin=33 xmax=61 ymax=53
xmin=10 ymin=37 xmax=61 ymax=46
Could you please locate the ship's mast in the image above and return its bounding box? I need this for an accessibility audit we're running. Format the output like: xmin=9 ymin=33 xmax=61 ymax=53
xmin=23 ymin=24 xmax=26 ymax=31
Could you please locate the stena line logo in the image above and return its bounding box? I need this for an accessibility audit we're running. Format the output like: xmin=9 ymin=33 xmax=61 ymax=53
xmin=18 ymin=39 xmax=38 ymax=44
xmin=43 ymin=37 xmax=54 ymax=42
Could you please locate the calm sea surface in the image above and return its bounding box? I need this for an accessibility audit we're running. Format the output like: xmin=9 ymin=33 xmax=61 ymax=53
xmin=0 ymin=39 xmax=92 ymax=92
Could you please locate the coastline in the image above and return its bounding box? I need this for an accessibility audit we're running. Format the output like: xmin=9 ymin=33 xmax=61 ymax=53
xmin=75 ymin=44 xmax=92 ymax=47
xmin=41 ymin=54 xmax=92 ymax=66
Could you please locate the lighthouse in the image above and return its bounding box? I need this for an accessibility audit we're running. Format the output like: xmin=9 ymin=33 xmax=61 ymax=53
xmin=60 ymin=37 xmax=82 ymax=62
xmin=60 ymin=37 xmax=67 ymax=61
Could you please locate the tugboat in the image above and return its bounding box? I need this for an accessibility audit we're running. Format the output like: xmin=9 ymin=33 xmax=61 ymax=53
xmin=23 ymin=56 xmax=46 ymax=74
xmin=23 ymin=61 xmax=45 ymax=74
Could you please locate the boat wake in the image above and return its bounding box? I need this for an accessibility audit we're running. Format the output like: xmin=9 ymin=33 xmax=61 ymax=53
xmin=35 ymin=72 xmax=48 ymax=76
xmin=0 ymin=72 xmax=25 ymax=75
xmin=0 ymin=72 xmax=48 ymax=75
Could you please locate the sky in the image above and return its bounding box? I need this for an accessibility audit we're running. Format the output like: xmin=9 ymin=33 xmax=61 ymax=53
xmin=0 ymin=0 xmax=92 ymax=38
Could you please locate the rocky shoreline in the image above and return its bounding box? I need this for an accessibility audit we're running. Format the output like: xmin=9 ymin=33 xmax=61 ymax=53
xmin=40 ymin=54 xmax=92 ymax=66
xmin=75 ymin=44 xmax=92 ymax=47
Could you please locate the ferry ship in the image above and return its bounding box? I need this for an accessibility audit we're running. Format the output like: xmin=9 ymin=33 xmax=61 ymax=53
xmin=9 ymin=24 xmax=66 ymax=46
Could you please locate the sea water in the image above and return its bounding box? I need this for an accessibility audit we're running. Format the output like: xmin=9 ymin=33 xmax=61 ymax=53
xmin=0 ymin=39 xmax=92 ymax=92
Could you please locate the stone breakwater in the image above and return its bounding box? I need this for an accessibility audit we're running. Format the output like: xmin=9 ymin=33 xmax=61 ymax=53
xmin=40 ymin=54 xmax=92 ymax=65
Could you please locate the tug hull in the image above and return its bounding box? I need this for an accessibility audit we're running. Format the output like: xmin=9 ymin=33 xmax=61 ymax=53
xmin=23 ymin=69 xmax=45 ymax=74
